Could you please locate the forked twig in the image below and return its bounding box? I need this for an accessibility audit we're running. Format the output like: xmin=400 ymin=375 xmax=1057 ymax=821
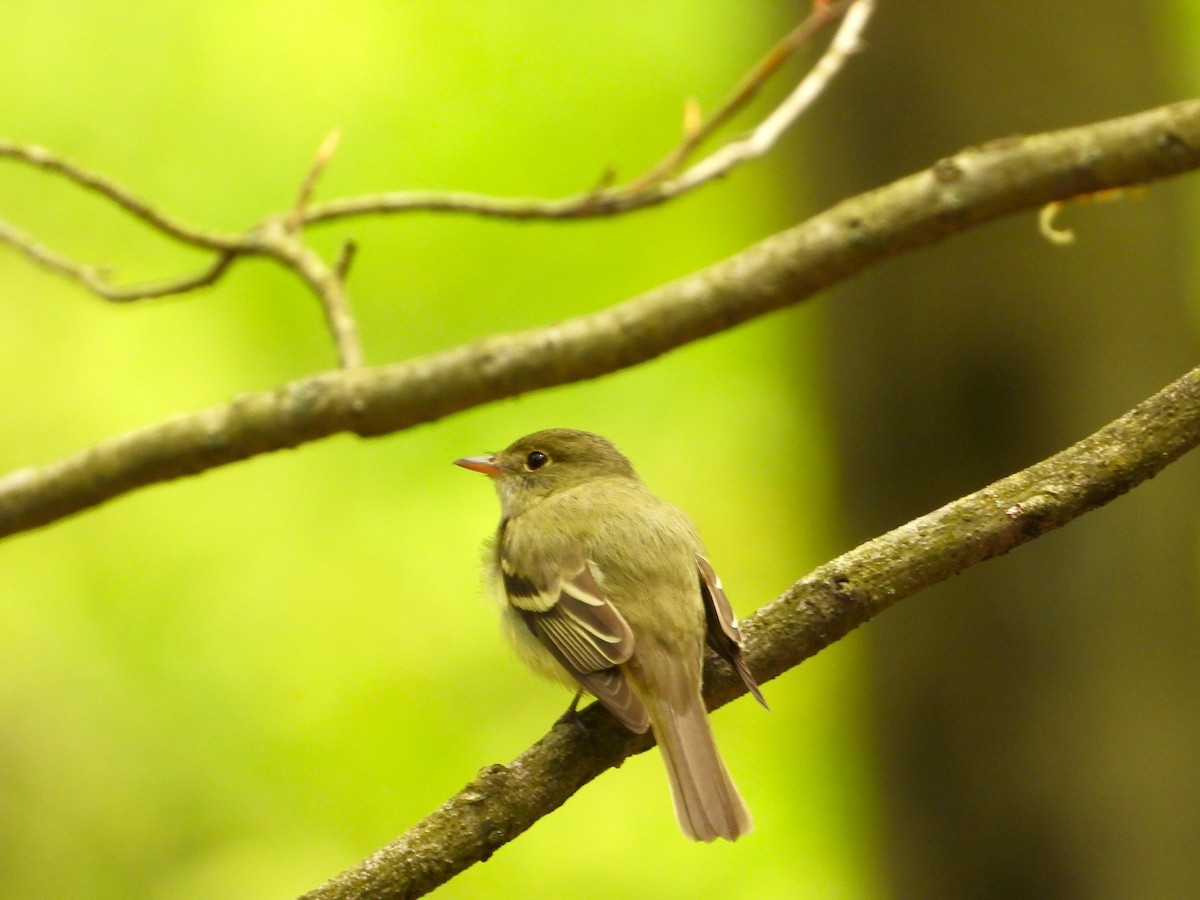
xmin=0 ymin=130 xmax=366 ymax=366
xmin=0 ymin=2 xmax=878 ymax=369
xmin=626 ymin=0 xmax=853 ymax=192
xmin=665 ymin=0 xmax=873 ymax=191
xmin=0 ymin=140 xmax=240 ymax=251
xmin=301 ymin=0 xmax=877 ymax=225
xmin=0 ymin=219 xmax=236 ymax=301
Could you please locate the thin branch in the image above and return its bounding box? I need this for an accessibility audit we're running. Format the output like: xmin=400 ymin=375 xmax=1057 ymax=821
xmin=667 ymin=0 xmax=874 ymax=191
xmin=2 ymin=6 xmax=868 ymax=241
xmin=0 ymin=140 xmax=241 ymax=251
xmin=300 ymin=0 xmax=876 ymax=225
xmin=300 ymin=185 xmax=668 ymax=223
xmin=301 ymin=362 xmax=1200 ymax=899
xmin=1 ymin=98 xmax=1198 ymax=541
xmin=334 ymin=240 xmax=358 ymax=282
xmin=0 ymin=134 xmax=363 ymax=362
xmin=288 ymin=129 xmax=342 ymax=233
xmin=625 ymin=0 xmax=852 ymax=192
xmin=251 ymin=218 xmax=365 ymax=368
xmin=0 ymin=218 xmax=236 ymax=300
xmin=0 ymin=4 xmax=871 ymax=367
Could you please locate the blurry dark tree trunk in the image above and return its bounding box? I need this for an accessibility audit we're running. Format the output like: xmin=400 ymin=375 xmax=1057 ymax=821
xmin=806 ymin=4 xmax=1200 ymax=898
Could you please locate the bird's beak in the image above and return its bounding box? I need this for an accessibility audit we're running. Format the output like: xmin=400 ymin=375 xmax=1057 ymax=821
xmin=454 ymin=454 xmax=502 ymax=477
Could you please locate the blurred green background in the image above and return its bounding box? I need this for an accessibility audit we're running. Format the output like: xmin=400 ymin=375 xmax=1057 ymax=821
xmin=2 ymin=3 xmax=1199 ymax=899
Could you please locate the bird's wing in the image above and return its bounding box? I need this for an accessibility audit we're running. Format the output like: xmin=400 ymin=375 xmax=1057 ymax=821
xmin=696 ymin=554 xmax=767 ymax=710
xmin=501 ymin=554 xmax=649 ymax=733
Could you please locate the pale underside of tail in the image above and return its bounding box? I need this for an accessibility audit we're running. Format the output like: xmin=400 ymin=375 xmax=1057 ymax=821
xmin=648 ymin=688 xmax=753 ymax=842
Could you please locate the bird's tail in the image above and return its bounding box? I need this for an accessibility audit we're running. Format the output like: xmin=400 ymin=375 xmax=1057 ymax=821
xmin=645 ymin=684 xmax=752 ymax=842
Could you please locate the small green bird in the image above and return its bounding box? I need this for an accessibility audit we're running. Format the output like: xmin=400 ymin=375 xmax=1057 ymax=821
xmin=456 ymin=428 xmax=765 ymax=841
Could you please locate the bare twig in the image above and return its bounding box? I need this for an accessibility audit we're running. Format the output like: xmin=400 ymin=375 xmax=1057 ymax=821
xmin=0 ymin=219 xmax=237 ymax=301
xmin=1 ymin=5 xmax=870 ymax=241
xmin=0 ymin=134 xmax=364 ymax=363
xmin=0 ymin=140 xmax=241 ymax=251
xmin=625 ymin=0 xmax=851 ymax=191
xmin=299 ymin=0 xmax=877 ymax=226
xmin=0 ymin=4 xmax=873 ymax=368
xmin=301 ymin=362 xmax=1200 ymax=899
xmin=2 ymin=99 xmax=1198 ymax=542
xmin=665 ymin=0 xmax=874 ymax=191
xmin=254 ymin=218 xmax=365 ymax=368
xmin=334 ymin=240 xmax=358 ymax=282
xmin=289 ymin=129 xmax=342 ymax=233
xmin=300 ymin=185 xmax=665 ymax=223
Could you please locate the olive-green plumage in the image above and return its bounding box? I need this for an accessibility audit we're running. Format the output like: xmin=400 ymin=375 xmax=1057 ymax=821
xmin=456 ymin=429 xmax=764 ymax=842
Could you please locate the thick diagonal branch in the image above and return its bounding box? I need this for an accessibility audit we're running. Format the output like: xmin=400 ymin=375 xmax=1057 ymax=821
xmin=301 ymin=362 xmax=1200 ymax=900
xmin=1 ymin=99 xmax=1199 ymax=541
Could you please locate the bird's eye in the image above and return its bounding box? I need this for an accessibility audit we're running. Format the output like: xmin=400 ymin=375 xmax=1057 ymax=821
xmin=525 ymin=450 xmax=549 ymax=471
